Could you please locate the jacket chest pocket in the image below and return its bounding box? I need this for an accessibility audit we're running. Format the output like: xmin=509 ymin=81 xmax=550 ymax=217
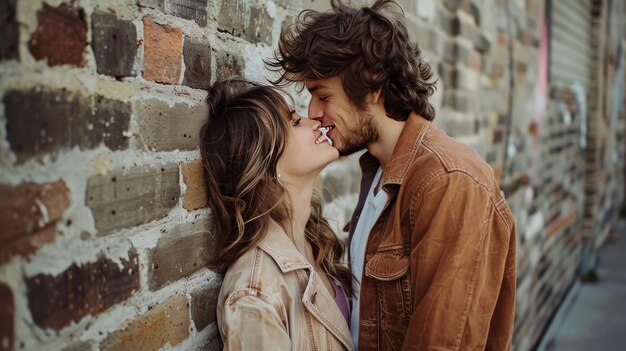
xmin=364 ymin=248 xmax=412 ymax=319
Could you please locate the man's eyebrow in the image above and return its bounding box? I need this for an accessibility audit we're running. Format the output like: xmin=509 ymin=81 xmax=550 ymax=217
xmin=307 ymin=85 xmax=319 ymax=93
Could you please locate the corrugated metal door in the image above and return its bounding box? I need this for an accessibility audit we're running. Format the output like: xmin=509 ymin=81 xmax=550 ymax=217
xmin=550 ymin=0 xmax=592 ymax=87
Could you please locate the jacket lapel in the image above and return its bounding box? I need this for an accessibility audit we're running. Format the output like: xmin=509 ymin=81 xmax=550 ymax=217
xmin=302 ymin=271 xmax=354 ymax=351
xmin=259 ymin=223 xmax=354 ymax=350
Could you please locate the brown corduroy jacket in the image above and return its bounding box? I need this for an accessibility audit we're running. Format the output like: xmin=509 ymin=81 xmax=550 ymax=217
xmin=349 ymin=113 xmax=516 ymax=350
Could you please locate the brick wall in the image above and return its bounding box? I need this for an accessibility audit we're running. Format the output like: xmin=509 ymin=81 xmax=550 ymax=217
xmin=0 ymin=0 xmax=624 ymax=350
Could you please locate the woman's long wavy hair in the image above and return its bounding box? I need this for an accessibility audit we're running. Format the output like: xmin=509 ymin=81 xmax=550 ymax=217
xmin=266 ymin=0 xmax=437 ymax=121
xmin=200 ymin=80 xmax=352 ymax=295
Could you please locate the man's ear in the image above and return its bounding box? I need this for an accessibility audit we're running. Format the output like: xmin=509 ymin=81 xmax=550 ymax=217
xmin=368 ymin=88 xmax=383 ymax=104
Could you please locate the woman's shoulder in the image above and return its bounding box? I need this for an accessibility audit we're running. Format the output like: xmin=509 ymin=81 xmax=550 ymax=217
xmin=219 ymin=225 xmax=310 ymax=302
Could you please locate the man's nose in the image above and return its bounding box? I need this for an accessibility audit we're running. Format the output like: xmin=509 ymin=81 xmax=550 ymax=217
xmin=308 ymin=99 xmax=323 ymax=121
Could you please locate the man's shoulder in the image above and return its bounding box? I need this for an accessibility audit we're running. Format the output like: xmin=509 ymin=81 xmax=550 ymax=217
xmin=408 ymin=124 xmax=497 ymax=190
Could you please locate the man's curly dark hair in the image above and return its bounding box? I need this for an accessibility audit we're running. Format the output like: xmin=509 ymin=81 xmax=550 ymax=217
xmin=266 ymin=0 xmax=437 ymax=121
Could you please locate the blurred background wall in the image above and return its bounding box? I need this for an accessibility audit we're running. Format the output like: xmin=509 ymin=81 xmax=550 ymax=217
xmin=0 ymin=0 xmax=624 ymax=350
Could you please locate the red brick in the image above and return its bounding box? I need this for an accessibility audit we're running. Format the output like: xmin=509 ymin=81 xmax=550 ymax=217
xmin=27 ymin=3 xmax=86 ymax=67
xmin=26 ymin=249 xmax=139 ymax=331
xmin=142 ymin=17 xmax=182 ymax=84
xmin=0 ymin=181 xmax=70 ymax=241
xmin=181 ymin=160 xmax=207 ymax=211
xmin=0 ymin=283 xmax=14 ymax=351
xmin=4 ymin=88 xmax=131 ymax=162
xmin=0 ymin=226 xmax=57 ymax=265
xmin=0 ymin=181 xmax=70 ymax=263
xmin=100 ymin=294 xmax=190 ymax=351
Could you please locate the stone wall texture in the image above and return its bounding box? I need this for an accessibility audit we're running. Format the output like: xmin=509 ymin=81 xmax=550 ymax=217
xmin=0 ymin=0 xmax=624 ymax=350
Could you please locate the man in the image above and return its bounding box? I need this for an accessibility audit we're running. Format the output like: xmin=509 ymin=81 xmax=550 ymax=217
xmin=267 ymin=0 xmax=516 ymax=350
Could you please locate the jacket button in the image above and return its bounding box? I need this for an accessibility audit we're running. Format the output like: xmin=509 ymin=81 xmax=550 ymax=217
xmin=311 ymin=292 xmax=317 ymax=305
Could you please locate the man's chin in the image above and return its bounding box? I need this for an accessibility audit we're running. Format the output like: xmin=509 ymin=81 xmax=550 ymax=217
xmin=338 ymin=143 xmax=367 ymax=157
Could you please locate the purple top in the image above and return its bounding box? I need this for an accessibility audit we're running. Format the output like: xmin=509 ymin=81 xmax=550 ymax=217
xmin=329 ymin=277 xmax=350 ymax=323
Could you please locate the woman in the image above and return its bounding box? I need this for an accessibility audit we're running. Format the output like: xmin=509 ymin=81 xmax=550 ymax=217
xmin=200 ymin=80 xmax=353 ymax=350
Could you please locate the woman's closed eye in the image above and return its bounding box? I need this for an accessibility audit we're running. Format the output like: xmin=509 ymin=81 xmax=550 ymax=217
xmin=292 ymin=117 xmax=302 ymax=126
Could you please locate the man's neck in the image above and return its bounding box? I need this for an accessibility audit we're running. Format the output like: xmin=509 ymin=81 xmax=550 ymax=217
xmin=367 ymin=113 xmax=409 ymax=169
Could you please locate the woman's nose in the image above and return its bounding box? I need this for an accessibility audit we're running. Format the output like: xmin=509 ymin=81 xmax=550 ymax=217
xmin=302 ymin=117 xmax=321 ymax=129
xmin=310 ymin=119 xmax=321 ymax=130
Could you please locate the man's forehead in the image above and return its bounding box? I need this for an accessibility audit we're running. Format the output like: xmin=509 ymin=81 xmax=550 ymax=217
xmin=305 ymin=80 xmax=327 ymax=92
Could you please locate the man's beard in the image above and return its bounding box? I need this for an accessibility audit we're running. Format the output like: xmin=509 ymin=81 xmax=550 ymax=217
xmin=338 ymin=110 xmax=379 ymax=156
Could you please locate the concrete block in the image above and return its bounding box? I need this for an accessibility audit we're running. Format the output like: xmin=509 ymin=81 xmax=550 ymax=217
xmin=246 ymin=5 xmax=273 ymax=44
xmin=440 ymin=111 xmax=476 ymax=137
xmin=190 ymin=281 xmax=221 ymax=331
xmin=441 ymin=0 xmax=461 ymax=12
xmin=442 ymin=90 xmax=474 ymax=112
xmin=474 ymin=31 xmax=490 ymax=53
xmin=3 ymin=88 xmax=131 ymax=162
xmin=436 ymin=4 xmax=455 ymax=34
xmin=142 ymin=17 xmax=182 ymax=84
xmin=0 ymin=283 xmax=14 ymax=351
xmin=100 ymin=294 xmax=189 ymax=351
xmin=137 ymin=0 xmax=164 ymax=9
xmin=165 ymin=0 xmax=208 ymax=27
xmin=91 ymin=11 xmax=137 ymax=77
xmin=85 ymin=165 xmax=180 ymax=235
xmin=468 ymin=1 xmax=480 ymax=26
xmin=202 ymin=329 xmax=223 ymax=350
xmin=217 ymin=0 xmax=248 ymax=38
xmin=27 ymin=3 xmax=87 ymax=67
xmin=62 ymin=341 xmax=94 ymax=351
xmin=214 ymin=50 xmax=245 ymax=80
xmin=137 ymin=98 xmax=207 ymax=151
xmin=0 ymin=0 xmax=18 ymax=60
xmin=437 ymin=61 xmax=455 ymax=88
xmin=272 ymin=0 xmax=330 ymax=11
xmin=181 ymin=160 xmax=208 ymax=211
xmin=183 ymin=38 xmax=211 ymax=90
xmin=147 ymin=219 xmax=217 ymax=291
xmin=25 ymin=249 xmax=139 ymax=331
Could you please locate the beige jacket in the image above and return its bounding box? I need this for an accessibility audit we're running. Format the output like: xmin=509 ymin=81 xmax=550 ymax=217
xmin=217 ymin=222 xmax=353 ymax=350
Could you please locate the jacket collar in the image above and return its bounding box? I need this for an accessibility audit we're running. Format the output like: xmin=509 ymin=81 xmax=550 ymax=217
xmin=359 ymin=113 xmax=431 ymax=190
xmin=258 ymin=221 xmax=311 ymax=273
xmin=258 ymin=222 xmax=354 ymax=351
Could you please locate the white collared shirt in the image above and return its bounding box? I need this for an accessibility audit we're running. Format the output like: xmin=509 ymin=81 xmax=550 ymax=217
xmin=349 ymin=167 xmax=387 ymax=349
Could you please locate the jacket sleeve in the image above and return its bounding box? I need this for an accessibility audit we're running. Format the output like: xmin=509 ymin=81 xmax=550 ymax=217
xmin=402 ymin=172 xmax=515 ymax=350
xmin=219 ymin=293 xmax=291 ymax=350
